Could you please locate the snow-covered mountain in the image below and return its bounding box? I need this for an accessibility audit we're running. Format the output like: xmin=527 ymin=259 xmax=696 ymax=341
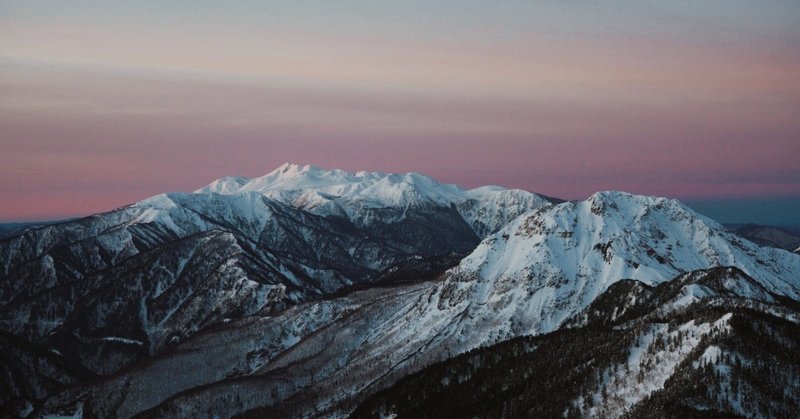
xmin=0 ymin=164 xmax=556 ymax=415
xmin=431 ymin=191 xmax=800 ymax=345
xmin=32 ymin=190 xmax=800 ymax=418
xmin=197 ymin=163 xmax=464 ymax=209
xmin=727 ymin=223 xmax=800 ymax=252
xmin=196 ymin=163 xmax=555 ymax=236
xmin=3 ymin=163 xmax=798 ymax=418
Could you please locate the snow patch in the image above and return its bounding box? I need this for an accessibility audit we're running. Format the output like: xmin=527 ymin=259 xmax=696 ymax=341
xmin=671 ymin=284 xmax=715 ymax=309
xmin=100 ymin=336 xmax=144 ymax=346
xmin=694 ymin=345 xmax=723 ymax=367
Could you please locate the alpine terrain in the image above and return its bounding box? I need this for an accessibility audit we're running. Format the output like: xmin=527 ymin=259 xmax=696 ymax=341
xmin=1 ymin=164 xmax=797 ymax=418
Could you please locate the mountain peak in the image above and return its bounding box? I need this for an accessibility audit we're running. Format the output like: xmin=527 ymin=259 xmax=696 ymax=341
xmin=587 ymin=190 xmax=676 ymax=210
xmin=583 ymin=191 xmax=714 ymax=228
xmin=271 ymin=162 xmax=322 ymax=177
xmin=262 ymin=162 xmax=351 ymax=184
xmin=196 ymin=163 xmax=467 ymax=209
xmin=445 ymin=190 xmax=800 ymax=339
xmin=192 ymin=164 xmax=556 ymax=235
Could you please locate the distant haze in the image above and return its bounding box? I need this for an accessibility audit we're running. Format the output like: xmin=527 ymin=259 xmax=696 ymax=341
xmin=1 ymin=1 xmax=799 ymax=223
xmin=685 ymin=197 xmax=800 ymax=229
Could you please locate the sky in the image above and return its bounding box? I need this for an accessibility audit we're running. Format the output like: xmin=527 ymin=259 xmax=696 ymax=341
xmin=1 ymin=1 xmax=799 ymax=225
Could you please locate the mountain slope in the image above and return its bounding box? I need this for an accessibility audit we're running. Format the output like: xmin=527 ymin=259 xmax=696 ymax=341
xmin=0 ymin=192 xmax=475 ymax=350
xmin=37 ymin=192 xmax=800 ymax=418
xmin=353 ymin=267 xmax=800 ymax=419
xmin=0 ymin=164 xmax=554 ymax=415
xmin=419 ymin=191 xmax=800 ymax=351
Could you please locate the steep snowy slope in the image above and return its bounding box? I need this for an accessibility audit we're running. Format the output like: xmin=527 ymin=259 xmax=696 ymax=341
xmin=433 ymin=191 xmax=800 ymax=345
xmin=41 ymin=192 xmax=800 ymax=418
xmin=354 ymin=268 xmax=800 ymax=419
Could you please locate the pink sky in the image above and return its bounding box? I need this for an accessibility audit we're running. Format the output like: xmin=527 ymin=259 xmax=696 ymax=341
xmin=1 ymin=2 xmax=799 ymax=221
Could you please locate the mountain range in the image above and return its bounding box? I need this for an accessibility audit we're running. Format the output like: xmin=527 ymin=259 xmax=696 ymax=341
xmin=725 ymin=223 xmax=800 ymax=254
xmin=1 ymin=163 xmax=798 ymax=418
